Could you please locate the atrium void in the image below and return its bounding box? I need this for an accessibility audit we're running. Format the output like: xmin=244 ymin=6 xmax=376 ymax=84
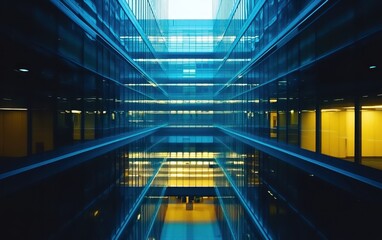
xmin=1 ymin=0 xmax=382 ymax=239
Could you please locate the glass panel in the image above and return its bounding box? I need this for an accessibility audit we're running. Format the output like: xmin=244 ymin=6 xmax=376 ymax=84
xmin=321 ymin=107 xmax=354 ymax=161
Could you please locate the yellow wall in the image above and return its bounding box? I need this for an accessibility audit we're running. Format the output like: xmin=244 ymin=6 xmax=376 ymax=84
xmin=0 ymin=110 xmax=27 ymax=157
xmin=300 ymin=111 xmax=316 ymax=151
xmin=290 ymin=111 xmax=298 ymax=125
xmin=321 ymin=110 xmax=354 ymax=158
xmin=73 ymin=112 xmax=96 ymax=140
xmin=32 ymin=110 xmax=53 ymax=154
xmin=346 ymin=111 xmax=355 ymax=157
xmin=73 ymin=113 xmax=82 ymax=140
xmin=362 ymin=110 xmax=382 ymax=156
xmin=279 ymin=112 xmax=287 ymax=127
xmin=84 ymin=113 xmax=95 ymax=140
xmin=270 ymin=112 xmax=277 ymax=138
xmin=302 ymin=109 xmax=382 ymax=158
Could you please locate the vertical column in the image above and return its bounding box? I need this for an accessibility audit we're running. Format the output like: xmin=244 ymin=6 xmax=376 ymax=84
xmin=354 ymin=97 xmax=362 ymax=164
xmin=27 ymin=106 xmax=33 ymax=156
xmin=315 ymin=102 xmax=321 ymax=154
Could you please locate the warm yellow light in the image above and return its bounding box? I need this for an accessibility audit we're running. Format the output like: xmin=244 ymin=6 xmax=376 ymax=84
xmin=362 ymin=105 xmax=382 ymax=109
xmin=93 ymin=210 xmax=99 ymax=217
xmin=321 ymin=109 xmax=341 ymax=112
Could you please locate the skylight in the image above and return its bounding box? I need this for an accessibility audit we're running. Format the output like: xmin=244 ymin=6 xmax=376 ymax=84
xmin=168 ymin=0 xmax=213 ymax=19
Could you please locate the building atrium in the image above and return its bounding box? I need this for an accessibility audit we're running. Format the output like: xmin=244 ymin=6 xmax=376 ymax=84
xmin=1 ymin=0 xmax=382 ymax=239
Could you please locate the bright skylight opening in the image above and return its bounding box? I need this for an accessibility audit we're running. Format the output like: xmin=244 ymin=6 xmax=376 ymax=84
xmin=168 ymin=0 xmax=213 ymax=19
xmin=183 ymin=69 xmax=196 ymax=74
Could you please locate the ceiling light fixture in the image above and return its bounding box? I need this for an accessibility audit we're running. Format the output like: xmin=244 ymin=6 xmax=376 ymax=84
xmin=17 ymin=68 xmax=29 ymax=72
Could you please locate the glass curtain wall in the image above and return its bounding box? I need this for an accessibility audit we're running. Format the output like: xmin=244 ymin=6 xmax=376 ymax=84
xmin=0 ymin=0 xmax=168 ymax=159
xmin=215 ymin=135 xmax=382 ymax=239
xmin=213 ymin=0 xmax=382 ymax=239
xmin=2 ymin=0 xmax=382 ymax=239
xmin=0 ymin=0 xmax=169 ymax=239
xmin=215 ymin=0 xmax=382 ymax=169
xmin=0 ymin=135 xmax=168 ymax=239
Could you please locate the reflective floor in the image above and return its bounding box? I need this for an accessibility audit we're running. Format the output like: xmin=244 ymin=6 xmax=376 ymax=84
xmin=161 ymin=197 xmax=222 ymax=240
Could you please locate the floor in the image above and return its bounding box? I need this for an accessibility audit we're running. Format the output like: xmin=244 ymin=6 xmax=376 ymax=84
xmin=344 ymin=157 xmax=382 ymax=170
xmin=361 ymin=157 xmax=382 ymax=170
xmin=160 ymin=198 xmax=222 ymax=240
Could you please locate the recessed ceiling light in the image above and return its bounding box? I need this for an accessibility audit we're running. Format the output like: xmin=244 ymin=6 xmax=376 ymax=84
xmin=369 ymin=65 xmax=377 ymax=69
xmin=0 ymin=107 xmax=27 ymax=111
xmin=18 ymin=68 xmax=29 ymax=72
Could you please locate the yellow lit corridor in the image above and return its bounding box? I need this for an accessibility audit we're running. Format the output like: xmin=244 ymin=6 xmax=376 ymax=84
xmin=160 ymin=198 xmax=222 ymax=240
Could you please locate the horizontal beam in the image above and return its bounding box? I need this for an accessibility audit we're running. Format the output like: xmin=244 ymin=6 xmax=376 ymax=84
xmin=0 ymin=125 xmax=167 ymax=196
xmin=165 ymin=187 xmax=216 ymax=196
xmin=217 ymin=126 xmax=382 ymax=196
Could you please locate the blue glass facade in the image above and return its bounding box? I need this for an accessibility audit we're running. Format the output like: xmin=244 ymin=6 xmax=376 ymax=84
xmin=1 ymin=0 xmax=382 ymax=239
